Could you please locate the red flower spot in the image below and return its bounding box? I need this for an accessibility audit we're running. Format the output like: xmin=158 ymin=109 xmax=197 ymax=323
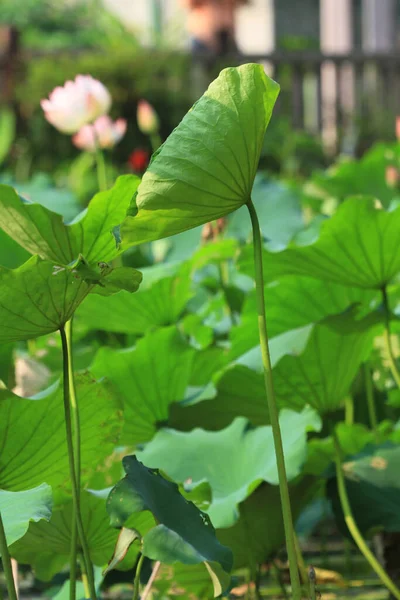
xmin=128 ymin=148 xmax=150 ymax=173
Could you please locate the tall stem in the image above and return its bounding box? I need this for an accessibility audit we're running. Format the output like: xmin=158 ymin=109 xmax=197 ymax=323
xmin=133 ymin=553 xmax=145 ymax=600
xmin=78 ymin=553 xmax=91 ymax=600
xmin=0 ymin=512 xmax=18 ymax=600
xmin=246 ymin=199 xmax=301 ymax=600
xmin=141 ymin=561 xmax=161 ymax=600
xmin=66 ymin=319 xmax=79 ymax=600
xmin=333 ymin=433 xmax=400 ymax=599
xmin=363 ymin=363 xmax=379 ymax=442
xmin=92 ymin=128 xmax=107 ymax=192
xmin=382 ymin=286 xmax=400 ymax=389
xmin=60 ymin=326 xmax=97 ymax=600
xmin=308 ymin=566 xmax=317 ymax=600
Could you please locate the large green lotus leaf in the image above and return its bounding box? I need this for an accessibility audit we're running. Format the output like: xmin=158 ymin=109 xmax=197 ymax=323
xmin=0 ymin=175 xmax=139 ymax=264
xmin=231 ymin=277 xmax=378 ymax=356
xmin=238 ymin=197 xmax=400 ymax=289
xmin=272 ymin=314 xmax=380 ymax=414
xmin=217 ymin=477 xmax=319 ymax=570
xmin=91 ymin=326 xmax=195 ymax=446
xmin=169 ymin=364 xmax=269 ymax=432
xmin=137 ymin=407 xmax=321 ymax=528
xmin=0 ymin=229 xmax=30 ymax=268
xmin=0 ymin=485 xmax=52 ymax=552
xmin=0 ymin=256 xmax=92 ymax=343
xmin=0 ymin=374 xmax=122 ymax=492
xmin=107 ymin=457 xmax=233 ymax=580
xmin=0 ymin=255 xmax=142 ymax=343
xmin=76 ymin=262 xmax=192 ymax=334
xmin=0 ymin=343 xmax=14 ymax=388
xmin=118 ymin=64 xmax=279 ymax=248
xmin=328 ymin=442 xmax=400 ymax=539
xmin=9 ymin=490 xmax=143 ymax=580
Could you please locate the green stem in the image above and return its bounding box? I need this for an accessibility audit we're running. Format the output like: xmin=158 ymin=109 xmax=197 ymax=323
xmin=382 ymin=286 xmax=400 ymax=389
xmin=78 ymin=553 xmax=91 ymax=600
xmin=344 ymin=395 xmax=354 ymax=426
xmin=246 ymin=198 xmax=301 ymax=600
xmin=308 ymin=566 xmax=317 ymax=600
xmin=60 ymin=326 xmax=97 ymax=600
xmin=141 ymin=561 xmax=161 ymax=600
xmin=95 ymin=147 xmax=107 ymax=192
xmin=0 ymin=512 xmax=18 ymax=600
xmin=273 ymin=562 xmax=289 ymax=600
xmin=363 ymin=363 xmax=379 ymax=442
xmin=293 ymin=531 xmax=309 ymax=595
xmin=66 ymin=319 xmax=79 ymax=600
xmin=92 ymin=128 xmax=107 ymax=191
xmin=133 ymin=553 xmax=145 ymax=600
xmin=150 ymin=132 xmax=162 ymax=153
xmin=333 ymin=433 xmax=400 ymax=599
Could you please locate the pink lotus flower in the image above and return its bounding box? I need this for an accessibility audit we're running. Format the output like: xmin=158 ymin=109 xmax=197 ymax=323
xmin=72 ymin=116 xmax=127 ymax=152
xmin=41 ymin=75 xmax=112 ymax=134
xmin=137 ymin=100 xmax=159 ymax=135
xmin=396 ymin=117 xmax=400 ymax=141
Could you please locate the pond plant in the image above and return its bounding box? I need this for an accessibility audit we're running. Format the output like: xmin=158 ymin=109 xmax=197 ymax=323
xmin=1 ymin=63 xmax=400 ymax=600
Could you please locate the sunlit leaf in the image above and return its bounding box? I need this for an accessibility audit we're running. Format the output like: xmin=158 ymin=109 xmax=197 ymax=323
xmin=231 ymin=277 xmax=377 ymax=355
xmin=0 ymin=485 xmax=52 ymax=551
xmin=118 ymin=64 xmax=279 ymax=247
xmin=272 ymin=313 xmax=381 ymax=414
xmin=77 ymin=263 xmax=191 ymax=334
xmin=0 ymin=256 xmax=92 ymax=343
xmin=91 ymin=326 xmax=195 ymax=445
xmin=137 ymin=407 xmax=321 ymax=527
xmin=0 ymin=175 xmax=139 ymax=264
xmin=9 ymin=490 xmax=131 ymax=580
xmin=238 ymin=197 xmax=400 ymax=289
xmin=0 ymin=375 xmax=122 ymax=492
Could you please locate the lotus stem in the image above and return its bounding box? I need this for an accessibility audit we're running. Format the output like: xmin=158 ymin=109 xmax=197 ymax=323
xmin=363 ymin=363 xmax=379 ymax=442
xmin=133 ymin=553 xmax=145 ymax=600
xmin=0 ymin=512 xmax=18 ymax=600
xmin=141 ymin=561 xmax=161 ymax=600
xmin=308 ymin=566 xmax=316 ymax=600
xmin=333 ymin=433 xmax=400 ymax=599
xmin=246 ymin=198 xmax=302 ymax=600
xmin=66 ymin=319 xmax=79 ymax=600
xmin=78 ymin=553 xmax=91 ymax=600
xmin=92 ymin=128 xmax=108 ymax=191
xmin=382 ymin=286 xmax=400 ymax=389
xmin=60 ymin=325 xmax=97 ymax=600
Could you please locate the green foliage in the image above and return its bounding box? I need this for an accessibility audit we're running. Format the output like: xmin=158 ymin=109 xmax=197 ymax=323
xmin=107 ymin=456 xmax=233 ymax=596
xmin=10 ymin=490 xmax=121 ymax=580
xmin=0 ymin=375 xmax=122 ymax=492
xmin=118 ymin=64 xmax=279 ymax=247
xmin=91 ymin=326 xmax=195 ymax=445
xmin=0 ymin=108 xmax=16 ymax=167
xmin=0 ymin=176 xmax=139 ymax=264
xmin=3 ymin=61 xmax=400 ymax=599
xmin=0 ymin=485 xmax=52 ymax=551
xmin=137 ymin=407 xmax=321 ymax=527
xmin=239 ymin=196 xmax=400 ymax=289
xmin=328 ymin=443 xmax=400 ymax=538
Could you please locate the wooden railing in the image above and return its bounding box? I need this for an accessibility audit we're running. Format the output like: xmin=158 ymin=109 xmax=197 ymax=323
xmin=205 ymin=50 xmax=400 ymax=151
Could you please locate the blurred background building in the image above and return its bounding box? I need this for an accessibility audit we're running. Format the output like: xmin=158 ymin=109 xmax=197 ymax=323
xmin=0 ymin=0 xmax=399 ymax=178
